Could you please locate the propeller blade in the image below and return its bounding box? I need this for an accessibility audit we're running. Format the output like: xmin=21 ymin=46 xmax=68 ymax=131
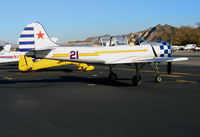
xmin=167 ymin=62 xmax=172 ymax=74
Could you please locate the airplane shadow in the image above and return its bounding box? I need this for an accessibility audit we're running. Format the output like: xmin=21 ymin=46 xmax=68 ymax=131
xmin=8 ymin=68 xmax=74 ymax=73
xmin=0 ymin=75 xmax=133 ymax=87
xmin=0 ymin=67 xmax=17 ymax=70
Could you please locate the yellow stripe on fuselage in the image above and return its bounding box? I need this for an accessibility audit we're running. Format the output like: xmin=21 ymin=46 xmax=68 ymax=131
xmin=79 ymin=53 xmax=99 ymax=56
xmin=52 ymin=49 xmax=148 ymax=58
xmin=97 ymin=49 xmax=148 ymax=54
xmin=53 ymin=54 xmax=70 ymax=57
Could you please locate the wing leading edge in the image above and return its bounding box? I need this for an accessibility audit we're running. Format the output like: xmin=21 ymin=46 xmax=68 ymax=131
xmin=137 ymin=57 xmax=188 ymax=63
xmin=107 ymin=57 xmax=188 ymax=64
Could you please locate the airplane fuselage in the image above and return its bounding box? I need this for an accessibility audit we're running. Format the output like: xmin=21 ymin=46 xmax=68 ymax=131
xmin=36 ymin=45 xmax=156 ymax=64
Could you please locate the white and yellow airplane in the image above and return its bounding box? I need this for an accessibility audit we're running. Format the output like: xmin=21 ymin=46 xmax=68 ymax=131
xmin=23 ymin=22 xmax=188 ymax=85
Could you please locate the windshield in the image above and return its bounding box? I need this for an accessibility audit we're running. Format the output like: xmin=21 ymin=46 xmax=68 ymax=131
xmin=114 ymin=36 xmax=128 ymax=46
xmin=90 ymin=38 xmax=101 ymax=46
xmin=100 ymin=37 xmax=110 ymax=46
xmin=90 ymin=36 xmax=128 ymax=47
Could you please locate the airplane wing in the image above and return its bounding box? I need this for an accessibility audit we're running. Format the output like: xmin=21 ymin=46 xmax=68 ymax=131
xmin=136 ymin=57 xmax=188 ymax=63
xmin=108 ymin=57 xmax=188 ymax=64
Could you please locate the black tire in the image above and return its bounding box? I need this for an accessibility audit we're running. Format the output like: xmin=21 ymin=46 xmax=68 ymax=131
xmin=132 ymin=75 xmax=142 ymax=86
xmin=108 ymin=73 xmax=117 ymax=82
xmin=155 ymin=76 xmax=162 ymax=82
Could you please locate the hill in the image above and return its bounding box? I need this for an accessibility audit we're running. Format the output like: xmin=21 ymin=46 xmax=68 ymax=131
xmin=126 ymin=24 xmax=200 ymax=46
xmin=80 ymin=24 xmax=175 ymax=43
xmin=130 ymin=24 xmax=173 ymax=42
xmin=84 ymin=24 xmax=200 ymax=46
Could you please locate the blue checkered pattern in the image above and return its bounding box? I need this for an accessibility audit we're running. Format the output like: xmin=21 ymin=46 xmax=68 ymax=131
xmin=160 ymin=44 xmax=172 ymax=57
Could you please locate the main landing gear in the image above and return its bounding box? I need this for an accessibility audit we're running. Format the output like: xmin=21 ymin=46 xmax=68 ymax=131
xmin=108 ymin=65 xmax=118 ymax=82
xmin=107 ymin=63 xmax=163 ymax=86
xmin=132 ymin=64 xmax=144 ymax=86
xmin=108 ymin=64 xmax=144 ymax=86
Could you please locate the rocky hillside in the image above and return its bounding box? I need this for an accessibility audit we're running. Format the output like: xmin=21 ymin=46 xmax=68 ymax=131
xmin=83 ymin=24 xmax=174 ymax=44
xmin=130 ymin=24 xmax=174 ymax=42
xmin=125 ymin=24 xmax=200 ymax=45
xmin=85 ymin=24 xmax=200 ymax=46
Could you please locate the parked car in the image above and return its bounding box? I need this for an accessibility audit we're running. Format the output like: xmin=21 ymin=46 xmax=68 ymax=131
xmin=193 ymin=46 xmax=200 ymax=52
xmin=184 ymin=44 xmax=196 ymax=50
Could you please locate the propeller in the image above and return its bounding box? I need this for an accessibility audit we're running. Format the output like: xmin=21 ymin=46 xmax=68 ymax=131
xmin=167 ymin=27 xmax=174 ymax=74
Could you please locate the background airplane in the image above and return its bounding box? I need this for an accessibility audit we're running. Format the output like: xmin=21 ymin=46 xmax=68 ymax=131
xmin=0 ymin=43 xmax=23 ymax=63
xmin=22 ymin=22 xmax=188 ymax=85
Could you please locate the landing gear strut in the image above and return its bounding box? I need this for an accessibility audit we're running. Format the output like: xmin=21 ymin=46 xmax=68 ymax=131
xmin=108 ymin=65 xmax=117 ymax=82
xmin=151 ymin=63 xmax=162 ymax=83
xmin=132 ymin=63 xmax=144 ymax=86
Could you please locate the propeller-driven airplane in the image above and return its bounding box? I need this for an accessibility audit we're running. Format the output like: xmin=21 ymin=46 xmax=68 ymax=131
xmin=0 ymin=43 xmax=23 ymax=63
xmin=23 ymin=22 xmax=188 ymax=85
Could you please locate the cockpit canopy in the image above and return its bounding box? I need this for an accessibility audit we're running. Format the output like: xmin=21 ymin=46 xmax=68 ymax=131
xmin=90 ymin=36 xmax=128 ymax=47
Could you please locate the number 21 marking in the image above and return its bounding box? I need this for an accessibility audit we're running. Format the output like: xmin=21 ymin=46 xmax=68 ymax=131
xmin=70 ymin=51 xmax=79 ymax=59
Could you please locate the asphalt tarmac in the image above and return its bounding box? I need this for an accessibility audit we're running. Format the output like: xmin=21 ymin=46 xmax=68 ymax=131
xmin=0 ymin=53 xmax=200 ymax=137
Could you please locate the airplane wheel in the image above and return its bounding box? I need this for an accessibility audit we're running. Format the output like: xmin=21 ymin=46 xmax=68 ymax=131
xmin=155 ymin=76 xmax=162 ymax=82
xmin=109 ymin=73 xmax=117 ymax=82
xmin=132 ymin=75 xmax=142 ymax=86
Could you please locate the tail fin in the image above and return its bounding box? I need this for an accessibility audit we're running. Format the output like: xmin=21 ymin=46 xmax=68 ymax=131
xmin=19 ymin=22 xmax=58 ymax=52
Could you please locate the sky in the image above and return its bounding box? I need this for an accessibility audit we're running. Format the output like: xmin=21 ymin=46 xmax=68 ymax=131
xmin=0 ymin=0 xmax=200 ymax=44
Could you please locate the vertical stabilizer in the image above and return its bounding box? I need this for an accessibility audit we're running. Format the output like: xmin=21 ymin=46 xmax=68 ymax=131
xmin=19 ymin=22 xmax=58 ymax=52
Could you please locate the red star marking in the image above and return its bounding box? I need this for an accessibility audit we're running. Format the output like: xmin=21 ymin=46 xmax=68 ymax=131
xmin=36 ymin=31 xmax=45 ymax=39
